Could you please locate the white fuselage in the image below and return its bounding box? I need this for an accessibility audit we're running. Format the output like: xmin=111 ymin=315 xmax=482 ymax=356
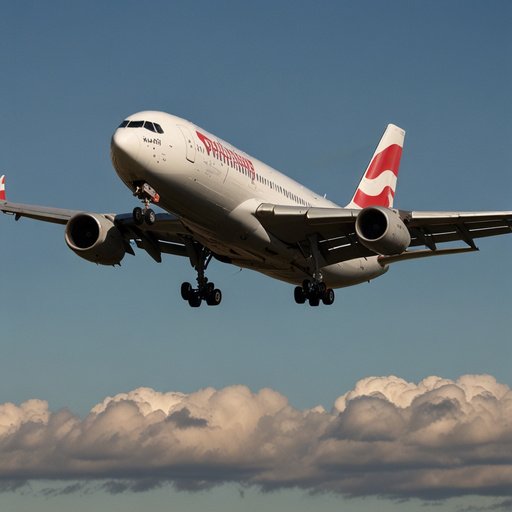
xmin=110 ymin=111 xmax=387 ymax=287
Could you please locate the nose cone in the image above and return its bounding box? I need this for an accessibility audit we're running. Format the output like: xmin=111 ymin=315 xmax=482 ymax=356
xmin=110 ymin=128 xmax=145 ymax=183
xmin=111 ymin=129 xmax=140 ymax=163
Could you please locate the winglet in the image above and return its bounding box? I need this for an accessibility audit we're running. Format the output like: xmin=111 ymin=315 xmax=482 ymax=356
xmin=346 ymin=124 xmax=405 ymax=209
xmin=0 ymin=175 xmax=5 ymax=201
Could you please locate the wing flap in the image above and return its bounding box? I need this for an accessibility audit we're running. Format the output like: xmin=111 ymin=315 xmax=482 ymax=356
xmin=408 ymin=210 xmax=512 ymax=226
xmin=114 ymin=212 xmax=189 ymax=261
xmin=406 ymin=210 xmax=512 ymax=249
xmin=378 ymin=246 xmax=478 ymax=265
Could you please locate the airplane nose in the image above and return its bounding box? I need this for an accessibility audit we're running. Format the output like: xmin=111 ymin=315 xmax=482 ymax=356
xmin=111 ymin=129 xmax=140 ymax=163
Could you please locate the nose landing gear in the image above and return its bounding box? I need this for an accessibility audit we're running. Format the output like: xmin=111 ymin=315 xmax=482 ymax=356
xmin=132 ymin=182 xmax=160 ymax=226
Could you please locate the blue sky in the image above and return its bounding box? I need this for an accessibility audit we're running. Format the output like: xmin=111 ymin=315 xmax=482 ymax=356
xmin=0 ymin=1 xmax=511 ymax=511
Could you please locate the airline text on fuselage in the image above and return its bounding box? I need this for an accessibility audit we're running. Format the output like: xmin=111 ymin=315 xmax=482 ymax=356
xmin=196 ymin=131 xmax=255 ymax=179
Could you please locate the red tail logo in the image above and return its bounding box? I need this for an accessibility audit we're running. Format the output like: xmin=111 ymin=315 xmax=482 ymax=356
xmin=0 ymin=175 xmax=5 ymax=201
xmin=347 ymin=125 xmax=405 ymax=209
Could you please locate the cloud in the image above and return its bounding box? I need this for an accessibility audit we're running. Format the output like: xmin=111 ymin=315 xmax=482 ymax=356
xmin=0 ymin=375 xmax=511 ymax=501
xmin=458 ymin=498 xmax=512 ymax=512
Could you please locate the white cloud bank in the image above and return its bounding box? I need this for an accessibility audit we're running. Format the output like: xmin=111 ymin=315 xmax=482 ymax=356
xmin=1 ymin=374 xmax=511 ymax=500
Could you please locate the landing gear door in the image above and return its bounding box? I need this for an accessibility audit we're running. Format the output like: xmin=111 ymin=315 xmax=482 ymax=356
xmin=178 ymin=125 xmax=196 ymax=163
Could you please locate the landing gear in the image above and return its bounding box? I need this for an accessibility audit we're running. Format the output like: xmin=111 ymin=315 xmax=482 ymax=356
xmin=294 ymin=279 xmax=335 ymax=306
xmin=180 ymin=281 xmax=222 ymax=307
xmin=132 ymin=182 xmax=160 ymax=226
xmin=132 ymin=205 xmax=156 ymax=225
xmin=132 ymin=206 xmax=144 ymax=225
xmin=181 ymin=242 xmax=222 ymax=307
xmin=144 ymin=208 xmax=156 ymax=225
xmin=293 ymin=235 xmax=335 ymax=306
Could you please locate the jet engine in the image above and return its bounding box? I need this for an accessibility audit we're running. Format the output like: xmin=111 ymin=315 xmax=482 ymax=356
xmin=65 ymin=213 xmax=126 ymax=265
xmin=355 ymin=206 xmax=411 ymax=255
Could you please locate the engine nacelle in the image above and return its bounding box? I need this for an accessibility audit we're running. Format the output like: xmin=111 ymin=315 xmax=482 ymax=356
xmin=65 ymin=213 xmax=126 ymax=265
xmin=355 ymin=206 xmax=411 ymax=255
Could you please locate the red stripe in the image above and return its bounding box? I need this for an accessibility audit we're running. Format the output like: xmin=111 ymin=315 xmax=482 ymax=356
xmin=353 ymin=187 xmax=395 ymax=208
xmin=365 ymin=144 xmax=402 ymax=180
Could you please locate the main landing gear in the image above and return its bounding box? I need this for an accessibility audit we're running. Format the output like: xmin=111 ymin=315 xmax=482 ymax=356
xmin=132 ymin=182 xmax=160 ymax=226
xmin=294 ymin=279 xmax=335 ymax=306
xmin=181 ymin=243 xmax=222 ymax=307
xmin=293 ymin=236 xmax=335 ymax=306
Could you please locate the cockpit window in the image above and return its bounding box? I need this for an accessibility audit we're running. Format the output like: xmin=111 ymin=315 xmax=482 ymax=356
xmin=118 ymin=119 xmax=165 ymax=133
xmin=144 ymin=121 xmax=156 ymax=132
xmin=127 ymin=120 xmax=144 ymax=128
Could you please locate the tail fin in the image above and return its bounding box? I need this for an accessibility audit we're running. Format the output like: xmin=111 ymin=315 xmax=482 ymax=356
xmin=0 ymin=175 xmax=5 ymax=201
xmin=346 ymin=124 xmax=405 ymax=209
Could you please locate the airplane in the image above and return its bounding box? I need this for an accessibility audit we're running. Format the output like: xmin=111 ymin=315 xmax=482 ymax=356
xmin=1 ymin=111 xmax=511 ymax=307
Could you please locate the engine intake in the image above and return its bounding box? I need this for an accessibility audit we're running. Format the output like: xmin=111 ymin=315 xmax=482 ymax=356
xmin=65 ymin=213 xmax=126 ymax=265
xmin=355 ymin=206 xmax=411 ymax=255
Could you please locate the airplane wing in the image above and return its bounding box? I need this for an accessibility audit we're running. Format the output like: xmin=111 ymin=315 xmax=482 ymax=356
xmin=255 ymin=203 xmax=373 ymax=263
xmin=255 ymin=203 xmax=512 ymax=266
xmin=0 ymin=199 xmax=190 ymax=263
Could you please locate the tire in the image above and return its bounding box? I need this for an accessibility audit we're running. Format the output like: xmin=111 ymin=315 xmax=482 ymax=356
xmin=206 ymin=288 xmax=222 ymax=306
xmin=181 ymin=282 xmax=192 ymax=300
xmin=132 ymin=207 xmax=144 ymax=225
xmin=144 ymin=208 xmax=156 ymax=225
xmin=322 ymin=288 xmax=335 ymax=305
xmin=309 ymin=295 xmax=320 ymax=307
xmin=188 ymin=291 xmax=202 ymax=307
xmin=294 ymin=286 xmax=306 ymax=304
xmin=302 ymin=279 xmax=312 ymax=293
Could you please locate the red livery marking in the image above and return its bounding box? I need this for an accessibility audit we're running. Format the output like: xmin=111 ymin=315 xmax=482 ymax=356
xmin=365 ymin=144 xmax=402 ymax=180
xmin=353 ymin=186 xmax=395 ymax=208
xmin=0 ymin=176 xmax=5 ymax=201
xmin=196 ymin=131 xmax=255 ymax=179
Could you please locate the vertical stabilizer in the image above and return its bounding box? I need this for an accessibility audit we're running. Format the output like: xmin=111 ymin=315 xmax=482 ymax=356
xmin=346 ymin=124 xmax=405 ymax=209
xmin=0 ymin=175 xmax=5 ymax=201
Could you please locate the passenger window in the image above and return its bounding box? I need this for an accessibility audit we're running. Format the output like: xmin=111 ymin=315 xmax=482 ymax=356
xmin=144 ymin=121 xmax=156 ymax=132
xmin=154 ymin=123 xmax=164 ymax=134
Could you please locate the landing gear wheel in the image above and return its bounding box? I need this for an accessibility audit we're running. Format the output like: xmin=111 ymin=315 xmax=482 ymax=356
xmin=188 ymin=291 xmax=202 ymax=308
xmin=206 ymin=288 xmax=222 ymax=306
xmin=293 ymin=280 xmax=334 ymax=306
xmin=181 ymin=242 xmax=224 ymax=307
xmin=294 ymin=286 xmax=306 ymax=304
xmin=181 ymin=282 xmax=192 ymax=300
xmin=302 ymin=279 xmax=312 ymax=294
xmin=322 ymin=288 xmax=335 ymax=305
xmin=144 ymin=208 xmax=156 ymax=225
xmin=132 ymin=207 xmax=144 ymax=225
xmin=309 ymin=295 xmax=320 ymax=307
